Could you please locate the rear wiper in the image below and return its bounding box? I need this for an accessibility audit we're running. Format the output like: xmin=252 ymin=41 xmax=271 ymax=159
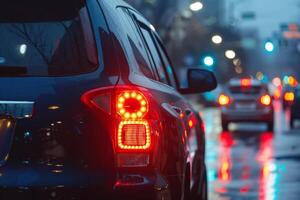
xmin=0 ymin=66 xmax=27 ymax=76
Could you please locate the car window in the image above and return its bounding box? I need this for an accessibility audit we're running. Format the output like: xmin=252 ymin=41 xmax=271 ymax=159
xmin=153 ymin=35 xmax=177 ymax=88
xmin=119 ymin=8 xmax=156 ymax=80
xmin=0 ymin=4 xmax=97 ymax=76
xmin=139 ymin=25 xmax=169 ymax=85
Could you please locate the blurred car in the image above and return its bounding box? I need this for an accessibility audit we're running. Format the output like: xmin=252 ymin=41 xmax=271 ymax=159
xmin=218 ymin=78 xmax=274 ymax=131
xmin=0 ymin=0 xmax=217 ymax=199
xmin=290 ymin=87 xmax=300 ymax=128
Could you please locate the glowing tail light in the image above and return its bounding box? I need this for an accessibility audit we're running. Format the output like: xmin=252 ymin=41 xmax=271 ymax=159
xmin=240 ymin=78 xmax=251 ymax=87
xmin=116 ymin=91 xmax=151 ymax=150
xmin=260 ymin=94 xmax=271 ymax=106
xmin=218 ymin=94 xmax=231 ymax=106
xmin=118 ymin=120 xmax=150 ymax=150
xmin=81 ymin=87 xmax=153 ymax=167
xmin=284 ymin=92 xmax=294 ymax=102
xmin=117 ymin=91 xmax=148 ymax=120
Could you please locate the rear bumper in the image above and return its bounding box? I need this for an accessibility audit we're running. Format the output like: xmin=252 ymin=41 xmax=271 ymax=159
xmin=0 ymin=163 xmax=171 ymax=200
xmin=221 ymin=108 xmax=273 ymax=122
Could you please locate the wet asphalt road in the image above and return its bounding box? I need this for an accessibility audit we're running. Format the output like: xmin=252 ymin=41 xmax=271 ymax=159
xmin=201 ymin=101 xmax=300 ymax=200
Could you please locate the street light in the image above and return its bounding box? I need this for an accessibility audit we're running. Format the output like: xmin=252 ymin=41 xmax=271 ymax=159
xmin=189 ymin=1 xmax=203 ymax=12
xmin=211 ymin=35 xmax=223 ymax=44
xmin=19 ymin=44 xmax=27 ymax=55
xmin=225 ymin=50 xmax=236 ymax=59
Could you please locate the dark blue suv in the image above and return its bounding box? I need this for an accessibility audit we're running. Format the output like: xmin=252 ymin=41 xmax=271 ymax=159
xmin=0 ymin=0 xmax=216 ymax=199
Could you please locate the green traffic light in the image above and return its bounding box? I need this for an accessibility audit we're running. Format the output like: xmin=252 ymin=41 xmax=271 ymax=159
xmin=264 ymin=41 xmax=274 ymax=52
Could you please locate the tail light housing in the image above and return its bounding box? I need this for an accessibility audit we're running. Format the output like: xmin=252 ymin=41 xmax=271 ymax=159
xmin=81 ymin=86 xmax=156 ymax=168
xmin=284 ymin=92 xmax=294 ymax=102
xmin=260 ymin=94 xmax=272 ymax=106
xmin=218 ymin=94 xmax=231 ymax=106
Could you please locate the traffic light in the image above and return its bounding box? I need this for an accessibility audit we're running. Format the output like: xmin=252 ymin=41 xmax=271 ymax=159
xmin=264 ymin=41 xmax=275 ymax=52
xmin=203 ymin=56 xmax=215 ymax=67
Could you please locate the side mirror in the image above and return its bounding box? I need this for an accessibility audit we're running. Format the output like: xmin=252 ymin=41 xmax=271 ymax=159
xmin=179 ymin=68 xmax=217 ymax=94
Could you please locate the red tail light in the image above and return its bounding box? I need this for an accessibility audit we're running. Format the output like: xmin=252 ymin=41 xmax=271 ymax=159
xmin=284 ymin=92 xmax=294 ymax=102
xmin=116 ymin=90 xmax=150 ymax=150
xmin=117 ymin=91 xmax=148 ymax=119
xmin=118 ymin=120 xmax=150 ymax=150
xmin=260 ymin=94 xmax=271 ymax=106
xmin=81 ymin=86 xmax=154 ymax=167
xmin=218 ymin=94 xmax=231 ymax=106
xmin=240 ymin=78 xmax=251 ymax=87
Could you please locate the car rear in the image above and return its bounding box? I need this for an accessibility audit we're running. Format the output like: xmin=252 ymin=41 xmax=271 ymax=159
xmin=218 ymin=78 xmax=274 ymax=131
xmin=0 ymin=1 xmax=125 ymax=199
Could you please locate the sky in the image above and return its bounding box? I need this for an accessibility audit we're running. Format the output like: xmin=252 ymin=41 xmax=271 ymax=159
xmin=224 ymin=0 xmax=300 ymax=39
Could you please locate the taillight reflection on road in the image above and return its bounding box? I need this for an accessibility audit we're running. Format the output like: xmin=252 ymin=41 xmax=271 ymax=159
xmin=257 ymin=132 xmax=277 ymax=200
xmin=218 ymin=132 xmax=234 ymax=183
xmin=220 ymin=158 xmax=230 ymax=181
xmin=257 ymin=133 xmax=273 ymax=162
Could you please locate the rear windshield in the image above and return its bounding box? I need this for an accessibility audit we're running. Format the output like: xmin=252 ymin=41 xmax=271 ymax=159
xmin=0 ymin=1 xmax=98 ymax=76
xmin=229 ymin=86 xmax=264 ymax=94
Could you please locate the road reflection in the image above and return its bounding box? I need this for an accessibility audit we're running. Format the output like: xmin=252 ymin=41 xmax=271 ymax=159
xmin=257 ymin=132 xmax=277 ymax=200
xmin=204 ymin=97 xmax=300 ymax=200
xmin=202 ymin=105 xmax=290 ymax=200
xmin=209 ymin=130 xmax=276 ymax=200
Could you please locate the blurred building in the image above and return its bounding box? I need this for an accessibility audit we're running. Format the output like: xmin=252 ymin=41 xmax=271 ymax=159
xmin=125 ymin=0 xmax=189 ymax=33
xmin=196 ymin=0 xmax=224 ymax=27
xmin=223 ymin=0 xmax=300 ymax=38
xmin=222 ymin=0 xmax=300 ymax=79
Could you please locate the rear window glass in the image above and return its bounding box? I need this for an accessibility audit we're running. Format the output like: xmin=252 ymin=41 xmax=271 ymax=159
xmin=0 ymin=1 xmax=98 ymax=76
xmin=229 ymin=86 xmax=264 ymax=94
